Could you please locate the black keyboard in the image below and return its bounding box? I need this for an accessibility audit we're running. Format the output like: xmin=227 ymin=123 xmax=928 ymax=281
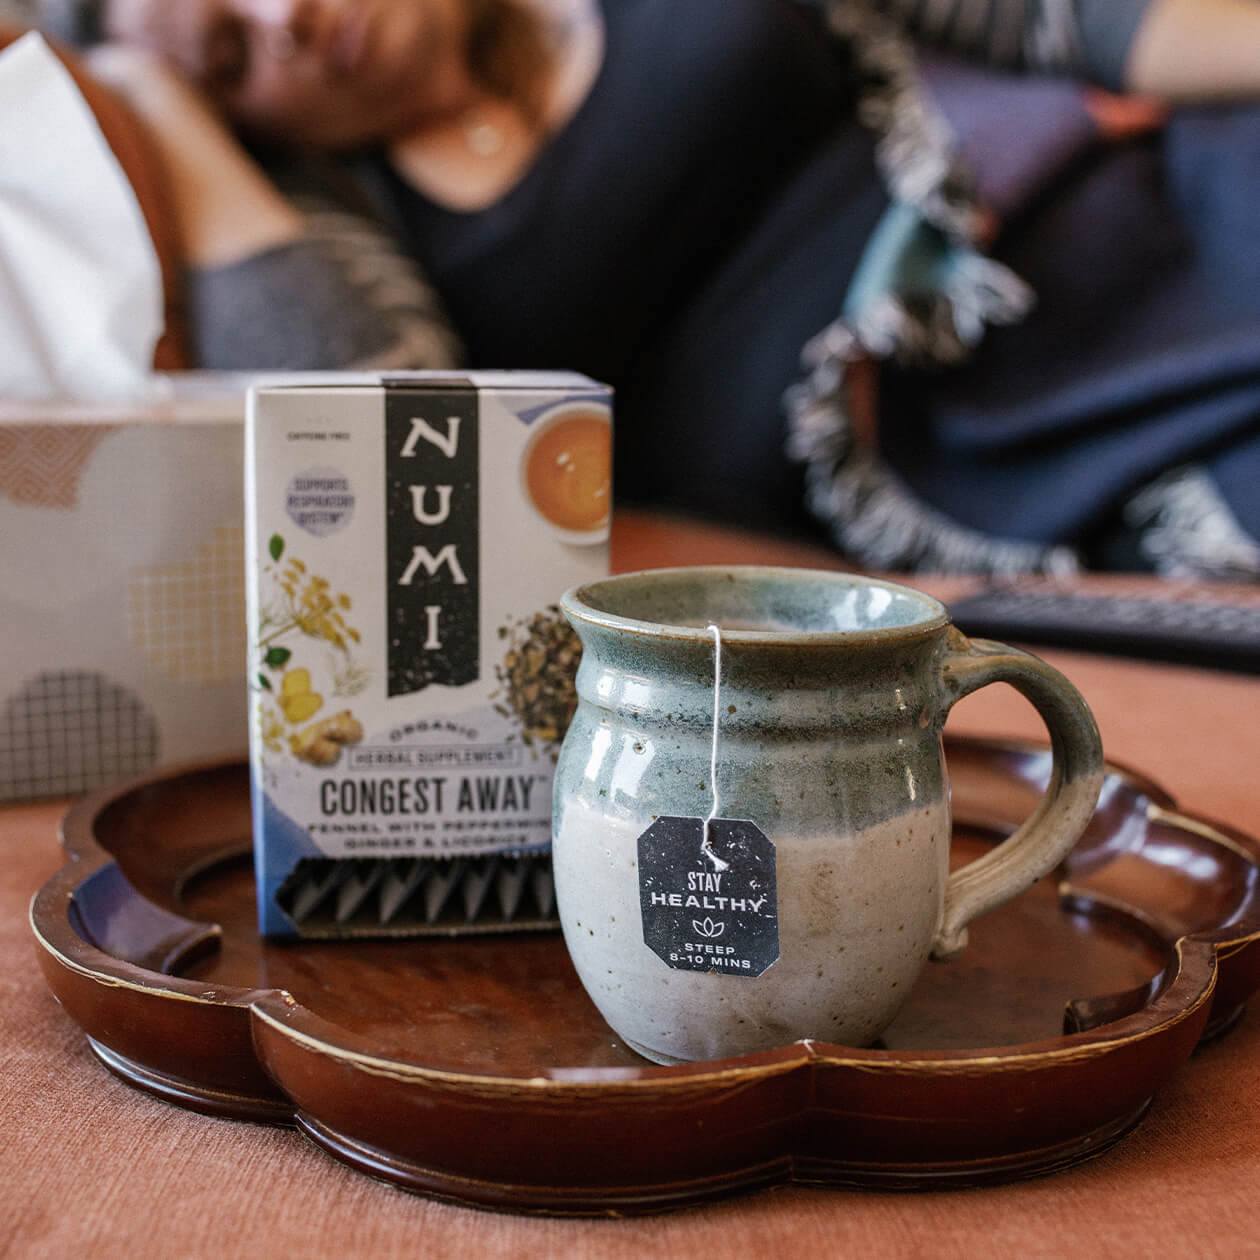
xmin=948 ymin=584 xmax=1260 ymax=674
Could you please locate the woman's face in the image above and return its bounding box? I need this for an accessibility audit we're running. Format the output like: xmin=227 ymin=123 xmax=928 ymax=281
xmin=103 ymin=0 xmax=464 ymax=147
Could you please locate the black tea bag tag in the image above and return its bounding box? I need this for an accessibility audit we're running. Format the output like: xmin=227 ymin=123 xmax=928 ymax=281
xmin=637 ymin=816 xmax=778 ymax=978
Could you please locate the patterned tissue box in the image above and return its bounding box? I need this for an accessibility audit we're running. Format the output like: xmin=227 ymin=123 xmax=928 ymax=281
xmin=0 ymin=379 xmax=248 ymax=801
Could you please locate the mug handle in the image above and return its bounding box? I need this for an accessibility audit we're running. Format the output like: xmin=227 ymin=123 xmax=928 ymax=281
xmin=932 ymin=629 xmax=1105 ymax=960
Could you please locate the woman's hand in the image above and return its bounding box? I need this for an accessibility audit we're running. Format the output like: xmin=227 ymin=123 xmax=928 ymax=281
xmin=86 ymin=44 xmax=303 ymax=267
xmin=1082 ymin=89 xmax=1168 ymax=140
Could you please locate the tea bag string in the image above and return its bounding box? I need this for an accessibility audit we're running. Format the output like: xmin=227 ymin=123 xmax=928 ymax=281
xmin=701 ymin=623 xmax=729 ymax=871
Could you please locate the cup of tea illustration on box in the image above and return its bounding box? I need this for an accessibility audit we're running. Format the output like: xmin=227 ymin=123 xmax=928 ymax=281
xmin=520 ymin=401 xmax=612 ymax=544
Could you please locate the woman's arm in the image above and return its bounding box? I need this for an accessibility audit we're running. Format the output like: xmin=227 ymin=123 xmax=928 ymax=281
xmin=83 ymin=45 xmax=463 ymax=371
xmin=870 ymin=0 xmax=1260 ymax=100
xmin=86 ymin=45 xmax=303 ymax=268
xmin=1123 ymin=0 xmax=1260 ymax=100
xmin=183 ymin=179 xmax=465 ymax=372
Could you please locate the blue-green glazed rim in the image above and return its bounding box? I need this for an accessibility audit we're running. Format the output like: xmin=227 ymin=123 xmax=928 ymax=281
xmin=560 ymin=566 xmax=951 ymax=645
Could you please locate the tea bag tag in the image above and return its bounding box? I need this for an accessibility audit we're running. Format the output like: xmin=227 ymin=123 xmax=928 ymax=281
xmin=637 ymin=817 xmax=779 ymax=978
xmin=635 ymin=623 xmax=778 ymax=976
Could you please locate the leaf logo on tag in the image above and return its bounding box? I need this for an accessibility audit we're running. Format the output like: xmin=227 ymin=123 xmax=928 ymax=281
xmin=637 ymin=816 xmax=778 ymax=978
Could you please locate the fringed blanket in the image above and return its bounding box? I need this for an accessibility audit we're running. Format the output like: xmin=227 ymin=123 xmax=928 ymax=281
xmin=789 ymin=2 xmax=1260 ymax=577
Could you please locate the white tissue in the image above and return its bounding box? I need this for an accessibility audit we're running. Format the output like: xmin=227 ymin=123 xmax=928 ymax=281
xmin=0 ymin=32 xmax=164 ymax=399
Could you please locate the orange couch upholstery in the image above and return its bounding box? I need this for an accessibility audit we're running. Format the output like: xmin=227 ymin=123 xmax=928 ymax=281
xmin=0 ymin=22 xmax=189 ymax=368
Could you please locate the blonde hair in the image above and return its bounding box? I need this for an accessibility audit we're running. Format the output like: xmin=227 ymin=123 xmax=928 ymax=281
xmin=465 ymin=0 xmax=555 ymax=124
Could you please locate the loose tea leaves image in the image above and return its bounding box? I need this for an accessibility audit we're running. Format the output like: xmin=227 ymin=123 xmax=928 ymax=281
xmin=494 ymin=607 xmax=582 ymax=759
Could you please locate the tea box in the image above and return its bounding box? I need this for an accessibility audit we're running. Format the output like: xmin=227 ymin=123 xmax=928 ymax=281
xmin=246 ymin=371 xmax=611 ymax=937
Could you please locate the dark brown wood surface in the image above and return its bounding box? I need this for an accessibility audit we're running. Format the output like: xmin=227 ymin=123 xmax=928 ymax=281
xmin=10 ymin=510 xmax=1260 ymax=1251
xmin=31 ymin=675 xmax=1260 ymax=1205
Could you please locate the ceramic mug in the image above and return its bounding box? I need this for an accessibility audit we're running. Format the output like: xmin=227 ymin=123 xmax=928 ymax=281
xmin=551 ymin=566 xmax=1104 ymax=1064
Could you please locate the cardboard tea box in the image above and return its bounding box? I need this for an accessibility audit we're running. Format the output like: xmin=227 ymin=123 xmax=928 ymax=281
xmin=0 ymin=378 xmax=251 ymax=802
xmin=246 ymin=371 xmax=612 ymax=938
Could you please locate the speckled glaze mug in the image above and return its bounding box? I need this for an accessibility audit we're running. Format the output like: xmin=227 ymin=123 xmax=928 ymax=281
xmin=551 ymin=567 xmax=1104 ymax=1065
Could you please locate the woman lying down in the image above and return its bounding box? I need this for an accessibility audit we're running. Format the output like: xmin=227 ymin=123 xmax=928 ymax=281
xmin=38 ymin=0 xmax=1260 ymax=578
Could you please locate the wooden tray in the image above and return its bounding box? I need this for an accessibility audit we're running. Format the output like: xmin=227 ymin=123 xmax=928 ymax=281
xmin=31 ymin=737 xmax=1260 ymax=1214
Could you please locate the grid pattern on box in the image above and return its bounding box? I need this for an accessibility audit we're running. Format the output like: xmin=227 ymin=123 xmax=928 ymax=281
xmin=127 ymin=523 xmax=246 ymax=684
xmin=0 ymin=670 xmax=158 ymax=800
xmin=0 ymin=425 xmax=114 ymax=509
xmin=276 ymin=854 xmax=558 ymax=937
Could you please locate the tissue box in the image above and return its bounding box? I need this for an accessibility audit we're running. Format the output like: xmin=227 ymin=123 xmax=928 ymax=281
xmin=246 ymin=371 xmax=612 ymax=938
xmin=0 ymin=378 xmax=249 ymax=801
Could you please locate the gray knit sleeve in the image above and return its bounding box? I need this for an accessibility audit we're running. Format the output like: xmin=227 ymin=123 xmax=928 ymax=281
xmin=869 ymin=0 xmax=1154 ymax=87
xmin=182 ymin=187 xmax=464 ymax=372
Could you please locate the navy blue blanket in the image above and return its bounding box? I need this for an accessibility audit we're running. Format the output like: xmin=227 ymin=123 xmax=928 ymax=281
xmin=881 ymin=60 xmax=1260 ymax=550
